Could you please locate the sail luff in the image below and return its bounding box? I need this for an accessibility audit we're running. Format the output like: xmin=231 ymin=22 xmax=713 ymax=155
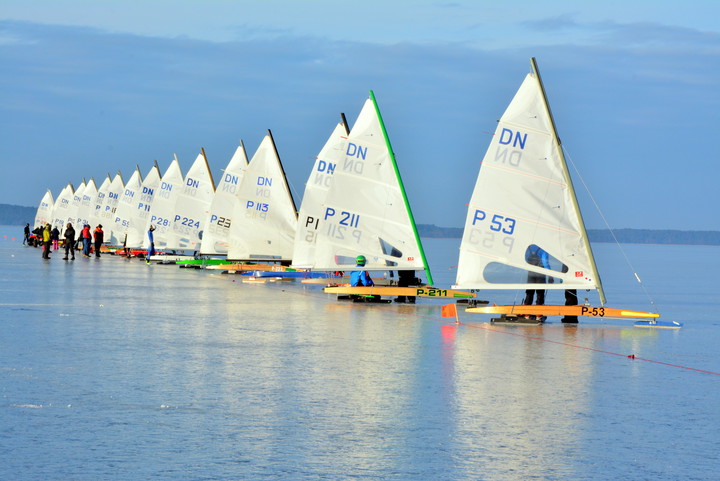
xmin=267 ymin=129 xmax=298 ymax=216
xmin=369 ymin=90 xmax=434 ymax=285
xmin=530 ymin=58 xmax=606 ymax=305
xmin=200 ymin=147 xmax=217 ymax=191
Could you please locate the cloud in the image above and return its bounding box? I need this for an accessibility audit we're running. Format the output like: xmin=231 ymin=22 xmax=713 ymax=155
xmin=1 ymin=19 xmax=718 ymax=229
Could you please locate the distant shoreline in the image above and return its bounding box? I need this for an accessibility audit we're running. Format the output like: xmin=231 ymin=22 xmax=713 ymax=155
xmin=416 ymin=224 xmax=720 ymax=246
xmin=2 ymin=204 xmax=718 ymax=246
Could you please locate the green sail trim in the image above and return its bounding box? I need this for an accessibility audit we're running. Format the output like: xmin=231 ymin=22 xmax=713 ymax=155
xmin=369 ymin=90 xmax=434 ymax=286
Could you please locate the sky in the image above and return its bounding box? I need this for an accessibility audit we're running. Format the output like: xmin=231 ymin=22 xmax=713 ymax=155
xmin=1 ymin=0 xmax=719 ymax=230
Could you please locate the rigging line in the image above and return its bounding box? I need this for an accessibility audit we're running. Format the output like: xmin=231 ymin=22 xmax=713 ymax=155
xmin=562 ymin=145 xmax=657 ymax=312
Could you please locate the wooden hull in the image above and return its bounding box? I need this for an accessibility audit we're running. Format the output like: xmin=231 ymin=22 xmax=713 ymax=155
xmin=324 ymin=286 xmax=476 ymax=299
xmin=466 ymin=304 xmax=659 ymax=319
xmin=207 ymin=264 xmax=291 ymax=272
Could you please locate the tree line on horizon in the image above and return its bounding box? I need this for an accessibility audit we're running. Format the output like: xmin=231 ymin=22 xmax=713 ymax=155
xmin=2 ymin=204 xmax=718 ymax=245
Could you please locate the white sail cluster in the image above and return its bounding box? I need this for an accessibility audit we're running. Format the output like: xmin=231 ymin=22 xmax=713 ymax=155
xmin=32 ymin=138 xmax=299 ymax=261
xmin=32 ymin=91 xmax=434 ymax=288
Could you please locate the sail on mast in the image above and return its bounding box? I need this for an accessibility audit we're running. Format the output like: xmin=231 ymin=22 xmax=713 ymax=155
xmin=311 ymin=91 xmax=433 ymax=284
xmin=147 ymin=157 xmax=183 ymax=250
xmin=100 ymin=172 xmax=125 ymax=245
xmin=200 ymin=142 xmax=249 ymax=255
xmin=113 ymin=166 xmax=144 ymax=247
xmin=226 ymin=131 xmax=298 ymax=261
xmin=171 ymin=148 xmax=216 ymax=251
xmin=76 ymin=178 xmax=98 ymax=230
xmin=34 ymin=190 xmax=55 ymax=228
xmin=88 ymin=174 xmax=111 ymax=234
xmin=52 ymin=183 xmax=74 ymax=233
xmin=126 ymin=162 xmax=162 ymax=248
xmin=454 ymin=58 xmax=604 ymax=303
xmin=292 ymin=115 xmax=350 ymax=268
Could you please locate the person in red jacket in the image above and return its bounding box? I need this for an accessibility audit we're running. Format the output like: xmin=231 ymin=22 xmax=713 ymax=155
xmin=81 ymin=224 xmax=92 ymax=257
xmin=93 ymin=225 xmax=104 ymax=258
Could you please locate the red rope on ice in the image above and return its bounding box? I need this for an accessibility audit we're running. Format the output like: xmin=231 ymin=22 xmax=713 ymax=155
xmin=278 ymin=287 xmax=720 ymax=376
xmin=454 ymin=319 xmax=720 ymax=376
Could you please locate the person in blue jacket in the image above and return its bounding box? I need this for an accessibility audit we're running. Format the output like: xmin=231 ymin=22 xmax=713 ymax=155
xmin=146 ymin=225 xmax=156 ymax=264
xmin=523 ymin=244 xmax=550 ymax=305
xmin=350 ymin=255 xmax=374 ymax=287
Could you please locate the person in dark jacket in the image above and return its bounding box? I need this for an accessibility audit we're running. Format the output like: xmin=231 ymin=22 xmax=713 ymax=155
xmin=63 ymin=223 xmax=76 ymax=260
xmin=93 ymin=225 xmax=104 ymax=258
xmin=51 ymin=226 xmax=60 ymax=250
xmin=523 ymin=244 xmax=550 ymax=305
xmin=394 ymin=270 xmax=418 ymax=303
xmin=146 ymin=225 xmax=156 ymax=264
xmin=23 ymin=223 xmax=30 ymax=245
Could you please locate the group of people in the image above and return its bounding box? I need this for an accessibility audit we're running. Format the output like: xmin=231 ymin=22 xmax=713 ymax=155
xmin=30 ymin=222 xmax=104 ymax=260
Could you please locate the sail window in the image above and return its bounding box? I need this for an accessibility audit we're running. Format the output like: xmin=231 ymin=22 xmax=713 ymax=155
xmin=483 ymin=262 xmax=563 ymax=285
xmin=379 ymin=238 xmax=403 ymax=258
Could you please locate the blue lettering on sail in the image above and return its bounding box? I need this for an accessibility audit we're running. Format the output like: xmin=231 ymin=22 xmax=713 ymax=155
xmin=223 ymin=173 xmax=239 ymax=185
xmin=317 ymin=160 xmax=336 ymax=174
xmin=346 ymin=142 xmax=367 ymax=160
xmin=186 ymin=178 xmax=199 ymax=188
xmin=257 ymin=176 xmax=272 ymax=186
xmin=498 ymin=128 xmax=527 ymax=149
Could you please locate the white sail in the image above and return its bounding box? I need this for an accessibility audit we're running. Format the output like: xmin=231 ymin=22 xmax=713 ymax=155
xmin=171 ymin=150 xmax=215 ymax=251
xmin=69 ymin=180 xmax=87 ymax=228
xmin=51 ymin=184 xmax=74 ymax=232
xmin=76 ymin=178 xmax=98 ymax=229
xmin=126 ymin=163 xmax=162 ymax=248
xmin=227 ymin=132 xmax=297 ymax=261
xmin=291 ymin=119 xmax=349 ymax=268
xmin=200 ymin=143 xmax=248 ymax=255
xmin=34 ymin=190 xmax=55 ymax=228
xmin=147 ymin=157 xmax=183 ymax=250
xmin=112 ymin=166 xmax=143 ymax=247
xmin=311 ymin=93 xmax=432 ymax=282
xmin=454 ymin=59 xmax=604 ymax=301
xmin=98 ymin=172 xmax=125 ymax=245
xmin=88 ymin=175 xmax=111 ymax=232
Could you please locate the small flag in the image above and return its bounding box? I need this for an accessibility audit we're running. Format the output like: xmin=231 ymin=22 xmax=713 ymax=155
xmin=441 ymin=303 xmax=457 ymax=318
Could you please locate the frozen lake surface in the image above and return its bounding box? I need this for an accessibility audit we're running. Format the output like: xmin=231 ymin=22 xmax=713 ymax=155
xmin=1 ymin=229 xmax=719 ymax=480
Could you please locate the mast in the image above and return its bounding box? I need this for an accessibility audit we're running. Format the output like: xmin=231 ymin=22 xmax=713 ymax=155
xmin=267 ymin=129 xmax=298 ymax=217
xmin=530 ymin=57 xmax=606 ymax=305
xmin=339 ymin=112 xmax=350 ymax=135
xmin=200 ymin=147 xmax=216 ymax=191
xmin=369 ymin=90 xmax=434 ymax=286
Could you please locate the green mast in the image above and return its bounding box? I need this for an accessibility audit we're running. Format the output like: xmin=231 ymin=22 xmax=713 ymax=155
xmin=369 ymin=90 xmax=434 ymax=286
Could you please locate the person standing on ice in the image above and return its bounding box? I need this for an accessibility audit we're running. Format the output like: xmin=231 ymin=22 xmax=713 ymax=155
xmin=146 ymin=225 xmax=156 ymax=264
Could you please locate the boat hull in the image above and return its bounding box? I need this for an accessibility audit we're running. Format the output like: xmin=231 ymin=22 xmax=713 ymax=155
xmin=466 ymin=304 xmax=659 ymax=319
xmin=324 ymin=286 xmax=476 ymax=299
